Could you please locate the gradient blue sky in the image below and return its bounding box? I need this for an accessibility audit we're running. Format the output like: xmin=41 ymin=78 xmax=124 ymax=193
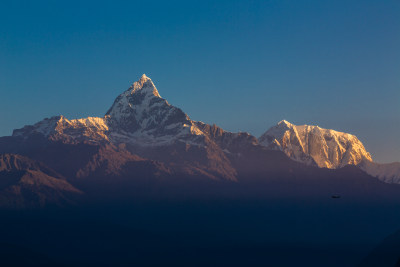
xmin=1 ymin=0 xmax=399 ymax=163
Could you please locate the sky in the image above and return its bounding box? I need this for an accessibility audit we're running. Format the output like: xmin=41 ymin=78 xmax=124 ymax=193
xmin=0 ymin=0 xmax=399 ymax=163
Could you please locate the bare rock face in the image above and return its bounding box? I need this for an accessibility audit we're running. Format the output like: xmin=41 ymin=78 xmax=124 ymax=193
xmin=259 ymin=120 xmax=372 ymax=169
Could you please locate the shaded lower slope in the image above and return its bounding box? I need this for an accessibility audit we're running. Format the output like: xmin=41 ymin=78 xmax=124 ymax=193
xmin=0 ymin=154 xmax=82 ymax=209
xmin=229 ymin=146 xmax=400 ymax=202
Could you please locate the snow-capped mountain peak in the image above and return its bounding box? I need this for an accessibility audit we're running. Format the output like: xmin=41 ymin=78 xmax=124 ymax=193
xmin=259 ymin=121 xmax=372 ymax=169
xmin=266 ymin=120 xmax=294 ymax=141
xmin=277 ymin=120 xmax=292 ymax=126
xmin=128 ymin=73 xmax=161 ymax=98
xmin=13 ymin=74 xmax=200 ymax=146
xmin=104 ymin=74 xmax=197 ymax=141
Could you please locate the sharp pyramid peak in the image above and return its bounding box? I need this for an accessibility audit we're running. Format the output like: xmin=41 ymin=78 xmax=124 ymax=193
xmin=277 ymin=120 xmax=293 ymax=127
xmin=139 ymin=73 xmax=151 ymax=82
xmin=128 ymin=73 xmax=160 ymax=98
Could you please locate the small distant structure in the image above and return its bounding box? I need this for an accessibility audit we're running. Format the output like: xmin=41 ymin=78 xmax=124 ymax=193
xmin=331 ymin=194 xmax=341 ymax=199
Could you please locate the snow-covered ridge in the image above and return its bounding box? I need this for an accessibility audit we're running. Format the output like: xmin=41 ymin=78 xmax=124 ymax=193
xmin=13 ymin=116 xmax=109 ymax=143
xmin=358 ymin=160 xmax=400 ymax=184
xmin=259 ymin=120 xmax=400 ymax=184
xmin=259 ymin=120 xmax=372 ymax=169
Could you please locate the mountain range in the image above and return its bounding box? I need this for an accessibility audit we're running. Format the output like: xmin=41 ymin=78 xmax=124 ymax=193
xmin=1 ymin=74 xmax=399 ymax=208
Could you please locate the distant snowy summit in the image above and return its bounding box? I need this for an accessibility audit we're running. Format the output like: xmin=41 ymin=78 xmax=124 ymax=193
xmin=259 ymin=120 xmax=372 ymax=168
xmin=259 ymin=120 xmax=400 ymax=183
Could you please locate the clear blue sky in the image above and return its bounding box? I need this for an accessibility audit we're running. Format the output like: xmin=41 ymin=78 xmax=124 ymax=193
xmin=1 ymin=0 xmax=399 ymax=163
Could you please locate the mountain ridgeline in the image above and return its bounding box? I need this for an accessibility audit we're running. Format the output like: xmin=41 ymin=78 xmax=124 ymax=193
xmin=1 ymin=74 xmax=399 ymax=208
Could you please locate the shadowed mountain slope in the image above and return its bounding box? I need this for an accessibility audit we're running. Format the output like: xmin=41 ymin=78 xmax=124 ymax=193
xmin=0 ymin=154 xmax=82 ymax=208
